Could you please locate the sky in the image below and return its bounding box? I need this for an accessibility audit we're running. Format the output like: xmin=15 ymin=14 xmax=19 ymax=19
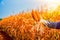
xmin=0 ymin=0 xmax=60 ymax=18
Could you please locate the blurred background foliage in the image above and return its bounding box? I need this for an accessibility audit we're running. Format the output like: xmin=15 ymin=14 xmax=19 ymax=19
xmin=0 ymin=18 xmax=2 ymax=21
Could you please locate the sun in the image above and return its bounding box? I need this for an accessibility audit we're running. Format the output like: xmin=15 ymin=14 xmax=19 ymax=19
xmin=40 ymin=0 xmax=60 ymax=10
xmin=47 ymin=0 xmax=60 ymax=9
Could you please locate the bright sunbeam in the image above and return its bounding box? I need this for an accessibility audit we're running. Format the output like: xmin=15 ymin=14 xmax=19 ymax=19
xmin=39 ymin=0 xmax=60 ymax=10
